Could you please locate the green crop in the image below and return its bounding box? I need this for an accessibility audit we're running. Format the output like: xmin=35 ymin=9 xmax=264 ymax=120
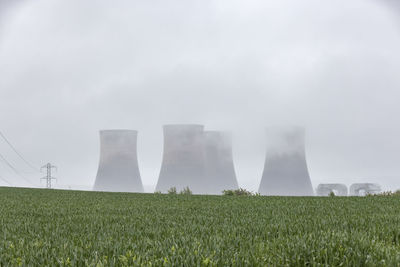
xmin=1 ymin=187 xmax=400 ymax=266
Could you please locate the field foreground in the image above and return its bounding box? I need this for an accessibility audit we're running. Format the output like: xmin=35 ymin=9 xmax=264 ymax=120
xmin=1 ymin=187 xmax=400 ymax=266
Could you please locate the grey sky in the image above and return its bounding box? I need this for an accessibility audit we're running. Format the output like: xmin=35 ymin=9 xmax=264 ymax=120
xmin=0 ymin=0 xmax=399 ymax=192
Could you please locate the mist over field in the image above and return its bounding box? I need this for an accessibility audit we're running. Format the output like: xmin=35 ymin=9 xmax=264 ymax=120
xmin=1 ymin=0 xmax=400 ymax=192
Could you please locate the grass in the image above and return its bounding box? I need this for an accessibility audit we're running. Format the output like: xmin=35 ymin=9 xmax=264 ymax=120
xmin=1 ymin=187 xmax=400 ymax=266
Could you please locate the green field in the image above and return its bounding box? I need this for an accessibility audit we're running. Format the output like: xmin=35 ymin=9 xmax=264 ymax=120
xmin=1 ymin=187 xmax=400 ymax=266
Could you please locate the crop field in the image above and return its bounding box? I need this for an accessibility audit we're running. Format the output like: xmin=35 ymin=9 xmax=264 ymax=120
xmin=1 ymin=187 xmax=400 ymax=266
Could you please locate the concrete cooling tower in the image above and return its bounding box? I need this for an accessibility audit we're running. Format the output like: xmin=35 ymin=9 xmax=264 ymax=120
xmin=156 ymin=125 xmax=206 ymax=193
xmin=316 ymin=184 xmax=348 ymax=196
xmin=258 ymin=126 xmax=314 ymax=196
xmin=93 ymin=130 xmax=144 ymax=193
xmin=349 ymin=183 xmax=381 ymax=196
xmin=204 ymin=131 xmax=239 ymax=194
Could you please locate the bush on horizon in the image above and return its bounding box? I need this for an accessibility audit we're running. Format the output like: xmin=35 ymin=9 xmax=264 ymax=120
xmin=223 ymin=188 xmax=254 ymax=196
xmin=167 ymin=187 xmax=177 ymax=194
xmin=179 ymin=186 xmax=192 ymax=195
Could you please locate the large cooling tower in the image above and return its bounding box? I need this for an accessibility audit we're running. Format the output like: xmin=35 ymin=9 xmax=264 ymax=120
xmin=156 ymin=124 xmax=206 ymax=193
xmin=258 ymin=126 xmax=314 ymax=196
xmin=316 ymin=184 xmax=348 ymax=196
xmin=204 ymin=131 xmax=239 ymax=194
xmin=93 ymin=130 xmax=144 ymax=193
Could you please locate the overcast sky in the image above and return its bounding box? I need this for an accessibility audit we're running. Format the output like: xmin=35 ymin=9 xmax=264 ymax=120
xmin=0 ymin=0 xmax=400 ymax=192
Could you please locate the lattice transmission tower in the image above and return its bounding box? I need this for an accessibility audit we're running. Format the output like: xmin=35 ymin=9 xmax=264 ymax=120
xmin=41 ymin=163 xmax=57 ymax=189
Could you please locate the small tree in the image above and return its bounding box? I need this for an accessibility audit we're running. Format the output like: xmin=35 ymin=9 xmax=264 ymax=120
xmin=180 ymin=186 xmax=192 ymax=195
xmin=168 ymin=187 xmax=177 ymax=194
xmin=329 ymin=191 xmax=335 ymax=197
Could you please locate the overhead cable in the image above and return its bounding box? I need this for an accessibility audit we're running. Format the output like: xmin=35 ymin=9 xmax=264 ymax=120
xmin=0 ymin=173 xmax=12 ymax=186
xmin=0 ymin=152 xmax=36 ymax=186
xmin=0 ymin=131 xmax=39 ymax=172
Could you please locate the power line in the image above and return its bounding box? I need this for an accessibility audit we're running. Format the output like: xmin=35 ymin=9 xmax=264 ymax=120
xmin=0 ymin=131 xmax=39 ymax=172
xmin=0 ymin=173 xmax=12 ymax=186
xmin=0 ymin=152 xmax=36 ymax=186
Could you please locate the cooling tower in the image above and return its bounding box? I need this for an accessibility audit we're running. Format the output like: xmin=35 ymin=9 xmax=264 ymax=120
xmin=349 ymin=183 xmax=381 ymax=196
xmin=258 ymin=126 xmax=314 ymax=196
xmin=204 ymin=131 xmax=239 ymax=194
xmin=316 ymin=184 xmax=348 ymax=196
xmin=156 ymin=124 xmax=206 ymax=193
xmin=93 ymin=130 xmax=144 ymax=193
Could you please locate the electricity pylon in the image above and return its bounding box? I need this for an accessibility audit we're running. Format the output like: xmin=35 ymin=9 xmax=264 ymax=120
xmin=41 ymin=163 xmax=57 ymax=189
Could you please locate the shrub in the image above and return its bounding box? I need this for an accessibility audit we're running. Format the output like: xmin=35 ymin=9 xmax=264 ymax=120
xmin=167 ymin=187 xmax=177 ymax=194
xmin=180 ymin=187 xmax=192 ymax=195
xmin=370 ymin=190 xmax=400 ymax=197
xmin=222 ymin=190 xmax=235 ymax=196
xmin=235 ymin=188 xmax=253 ymax=196
xmin=329 ymin=191 xmax=335 ymax=197
xmin=154 ymin=191 xmax=162 ymax=195
xmin=223 ymin=188 xmax=253 ymax=196
xmin=375 ymin=191 xmax=392 ymax=196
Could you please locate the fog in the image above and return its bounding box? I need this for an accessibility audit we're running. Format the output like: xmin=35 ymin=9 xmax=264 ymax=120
xmin=0 ymin=0 xmax=400 ymax=192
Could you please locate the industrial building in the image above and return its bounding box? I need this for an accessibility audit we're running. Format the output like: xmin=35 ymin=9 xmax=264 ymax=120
xmin=93 ymin=130 xmax=144 ymax=193
xmin=349 ymin=183 xmax=381 ymax=196
xmin=258 ymin=126 xmax=314 ymax=196
xmin=316 ymin=183 xmax=348 ymax=196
